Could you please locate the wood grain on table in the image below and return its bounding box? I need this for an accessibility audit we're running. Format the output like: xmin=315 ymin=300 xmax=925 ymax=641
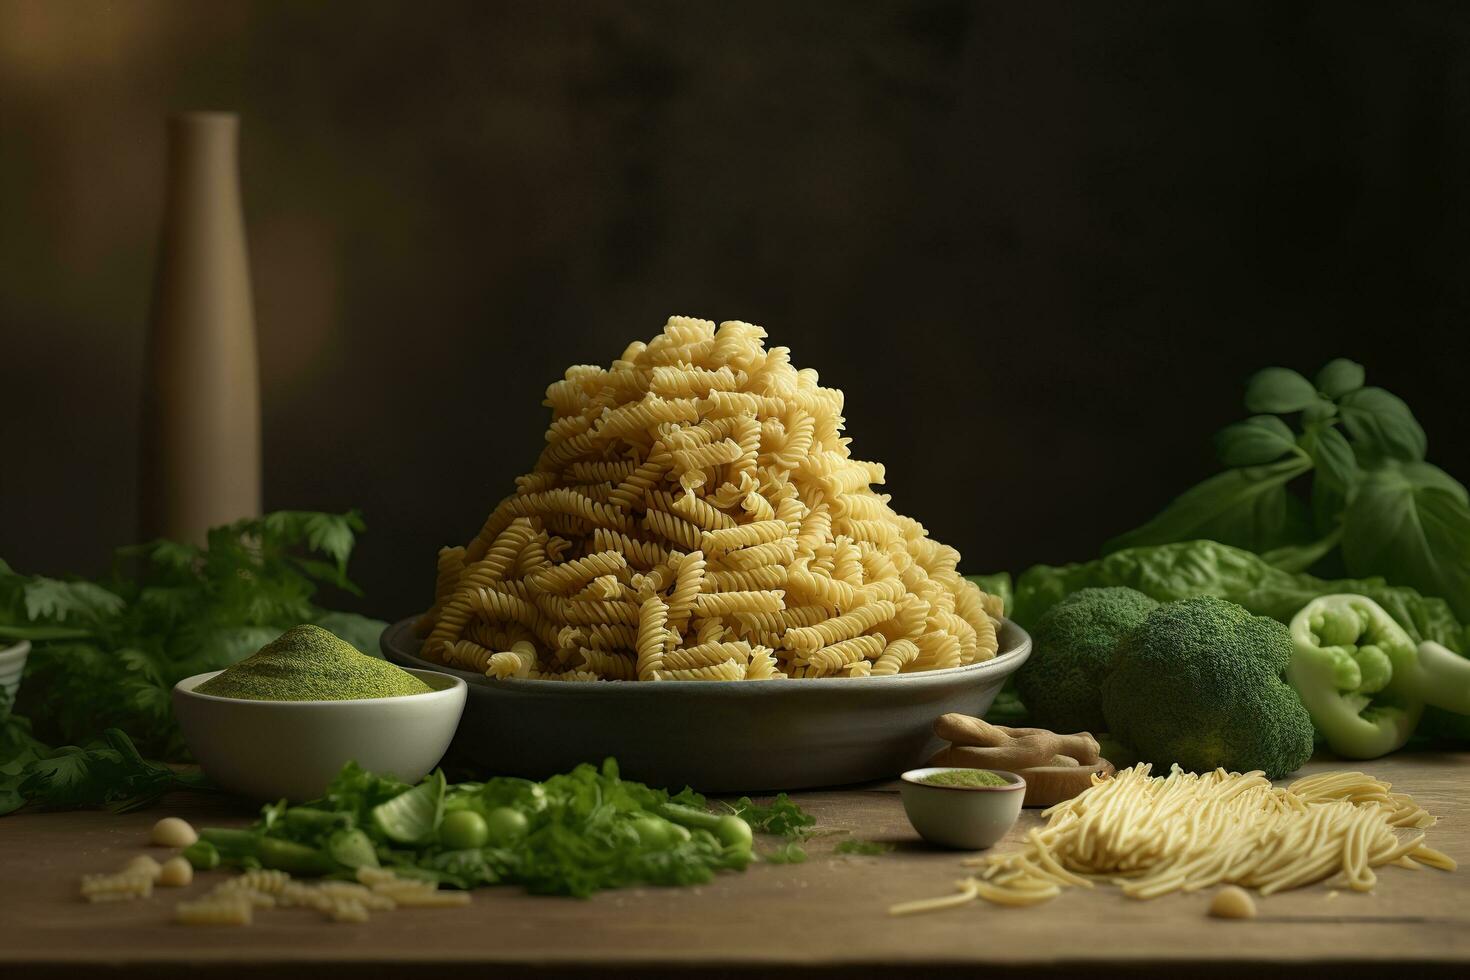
xmin=2 ymin=753 xmax=1466 ymax=979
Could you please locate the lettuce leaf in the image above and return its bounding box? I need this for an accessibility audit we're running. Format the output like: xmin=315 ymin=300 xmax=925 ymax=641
xmin=1011 ymin=539 xmax=1468 ymax=653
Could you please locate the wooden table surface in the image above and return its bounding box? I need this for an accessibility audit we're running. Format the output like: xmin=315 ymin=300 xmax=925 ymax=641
xmin=3 ymin=752 xmax=1467 ymax=979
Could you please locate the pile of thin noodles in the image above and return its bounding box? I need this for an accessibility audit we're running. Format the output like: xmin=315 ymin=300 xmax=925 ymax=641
xmin=891 ymin=765 xmax=1455 ymax=914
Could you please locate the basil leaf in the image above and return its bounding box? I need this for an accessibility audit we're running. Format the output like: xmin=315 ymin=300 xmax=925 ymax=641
xmin=1215 ymin=416 xmax=1297 ymax=467
xmin=1342 ymin=463 xmax=1470 ymax=621
xmin=1300 ymin=426 xmax=1358 ymax=492
xmin=1301 ymin=398 xmax=1338 ymax=424
xmin=1244 ymin=368 xmax=1318 ymax=413
xmin=1259 ymin=527 xmax=1343 ymax=574
xmin=1104 ymin=455 xmax=1313 ymax=556
xmin=1338 ymin=387 xmax=1427 ymax=462
xmin=1314 ymin=358 xmax=1366 ymax=398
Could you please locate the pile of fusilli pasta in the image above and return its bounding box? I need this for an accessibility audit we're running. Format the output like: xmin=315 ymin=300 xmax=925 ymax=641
xmin=415 ymin=316 xmax=1003 ymax=682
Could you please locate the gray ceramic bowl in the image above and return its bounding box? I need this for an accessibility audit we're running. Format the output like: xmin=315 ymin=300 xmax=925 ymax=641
xmin=382 ymin=616 xmax=1030 ymax=792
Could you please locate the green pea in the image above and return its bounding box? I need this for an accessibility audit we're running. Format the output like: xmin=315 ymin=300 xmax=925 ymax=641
xmin=484 ymin=806 xmax=529 ymax=845
xmin=631 ymin=816 xmax=676 ymax=848
xmin=440 ymin=810 xmax=490 ymax=850
xmin=714 ymin=815 xmax=753 ymax=852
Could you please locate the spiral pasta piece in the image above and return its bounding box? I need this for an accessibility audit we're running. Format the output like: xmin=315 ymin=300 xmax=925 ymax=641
xmin=782 ymin=600 xmax=896 ymax=653
xmin=635 ymin=596 xmax=670 ymax=680
xmin=693 ymin=589 xmax=786 ymax=616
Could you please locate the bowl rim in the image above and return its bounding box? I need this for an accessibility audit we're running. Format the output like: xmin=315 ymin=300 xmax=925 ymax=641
xmin=172 ymin=666 xmax=467 ymax=706
xmin=900 ymin=766 xmax=1027 ymax=792
xmin=0 ymin=639 xmax=32 ymax=660
xmin=380 ymin=615 xmax=1032 ymax=693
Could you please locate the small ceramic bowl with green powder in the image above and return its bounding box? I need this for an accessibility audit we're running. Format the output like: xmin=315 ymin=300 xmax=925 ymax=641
xmin=898 ymin=767 xmax=1025 ymax=850
xmin=174 ymin=625 xmax=466 ymax=801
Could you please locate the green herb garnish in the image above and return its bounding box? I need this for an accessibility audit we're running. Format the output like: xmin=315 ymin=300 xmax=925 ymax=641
xmin=192 ymin=758 xmax=755 ymax=898
xmin=726 ymin=792 xmax=816 ymax=839
xmin=834 ymin=839 xmax=894 ymax=856
xmin=0 ymin=728 xmax=211 ymax=815
xmin=0 ymin=511 xmax=386 ymax=759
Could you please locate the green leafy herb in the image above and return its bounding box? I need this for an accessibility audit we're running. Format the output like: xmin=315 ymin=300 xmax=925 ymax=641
xmin=726 ymin=792 xmax=816 ymax=840
xmin=834 ymin=839 xmax=893 ymax=856
xmin=0 ymin=510 xmax=386 ymax=759
xmin=1105 ymin=361 xmax=1470 ymax=621
xmin=0 ymin=728 xmax=212 ymax=815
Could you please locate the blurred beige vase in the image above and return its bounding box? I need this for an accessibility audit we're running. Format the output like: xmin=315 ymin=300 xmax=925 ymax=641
xmin=140 ymin=111 xmax=261 ymax=543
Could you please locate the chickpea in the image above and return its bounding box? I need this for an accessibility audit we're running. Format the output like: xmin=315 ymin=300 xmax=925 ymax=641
xmin=1208 ymin=885 xmax=1257 ymax=919
xmin=150 ymin=816 xmax=199 ymax=848
xmin=158 ymin=856 xmax=194 ymax=888
xmin=123 ymin=855 xmax=163 ymax=880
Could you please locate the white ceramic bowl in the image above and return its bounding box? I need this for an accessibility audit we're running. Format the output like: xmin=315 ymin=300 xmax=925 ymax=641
xmin=899 ymin=767 xmax=1026 ymax=850
xmin=0 ymin=640 xmax=30 ymax=701
xmin=173 ymin=668 xmax=467 ymax=802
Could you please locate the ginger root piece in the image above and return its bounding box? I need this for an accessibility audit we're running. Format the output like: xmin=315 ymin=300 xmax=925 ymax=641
xmin=925 ymin=713 xmax=1112 ymax=806
xmin=931 ymin=714 xmax=1101 ymax=767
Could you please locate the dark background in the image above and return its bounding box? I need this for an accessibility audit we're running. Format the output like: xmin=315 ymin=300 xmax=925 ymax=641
xmin=2 ymin=0 xmax=1467 ymax=621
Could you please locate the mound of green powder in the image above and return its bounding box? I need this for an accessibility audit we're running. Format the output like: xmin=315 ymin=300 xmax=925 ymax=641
xmin=919 ymin=769 xmax=1010 ymax=788
xmin=196 ymin=625 xmax=432 ymax=701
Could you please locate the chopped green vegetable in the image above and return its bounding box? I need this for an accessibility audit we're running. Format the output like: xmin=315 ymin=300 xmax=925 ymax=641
xmin=196 ymin=759 xmax=755 ymax=898
xmin=182 ymin=838 xmax=220 ymax=870
xmin=1288 ymin=594 xmax=1470 ymax=759
xmin=833 ymin=839 xmax=894 ymax=855
xmin=1102 ymin=596 xmax=1315 ymax=779
xmin=371 ymin=770 xmax=446 ymax=844
xmin=259 ymin=836 xmax=336 ymax=875
xmin=326 ymin=828 xmax=380 ymax=869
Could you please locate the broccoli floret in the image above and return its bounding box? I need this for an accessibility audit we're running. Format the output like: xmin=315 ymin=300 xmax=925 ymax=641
xmin=1102 ymin=595 xmax=1314 ymax=779
xmin=1014 ymin=587 xmax=1158 ymax=733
